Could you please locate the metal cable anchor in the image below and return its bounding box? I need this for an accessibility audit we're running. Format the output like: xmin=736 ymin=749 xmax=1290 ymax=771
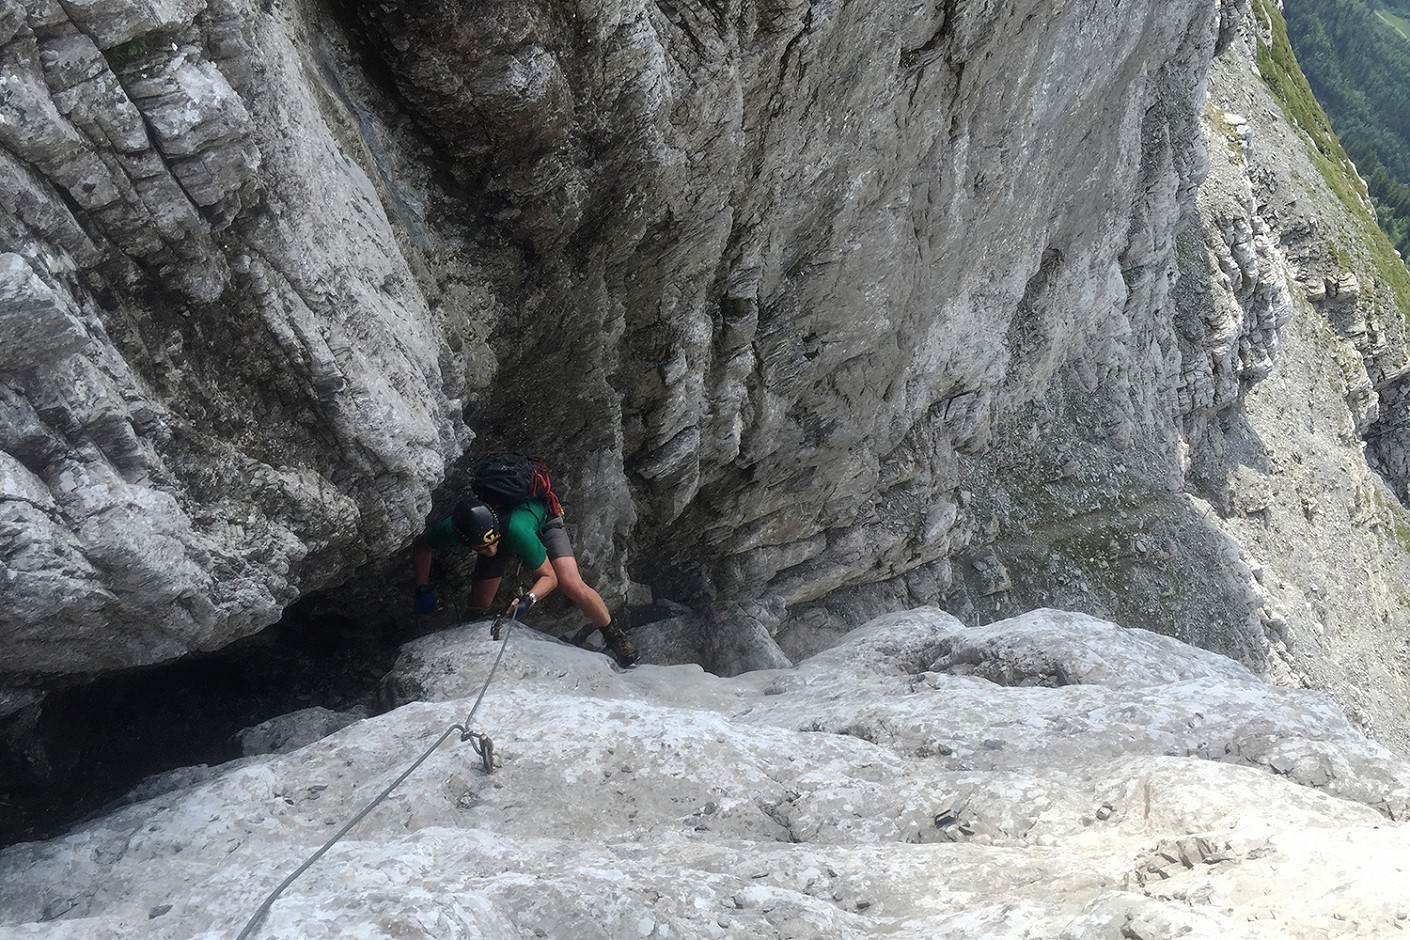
xmin=462 ymin=730 xmax=494 ymax=774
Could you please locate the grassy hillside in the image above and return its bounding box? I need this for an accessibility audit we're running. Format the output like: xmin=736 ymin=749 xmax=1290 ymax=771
xmin=1281 ymin=0 xmax=1410 ymax=263
xmin=1259 ymin=0 xmax=1410 ymax=317
xmin=1375 ymin=6 xmax=1410 ymax=37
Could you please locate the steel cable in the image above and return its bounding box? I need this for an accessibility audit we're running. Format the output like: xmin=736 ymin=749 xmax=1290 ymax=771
xmin=234 ymin=615 xmax=514 ymax=939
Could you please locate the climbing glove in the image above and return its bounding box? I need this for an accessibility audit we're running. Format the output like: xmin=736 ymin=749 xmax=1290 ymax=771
xmin=414 ymin=585 xmax=438 ymax=615
xmin=509 ymin=592 xmax=537 ymax=620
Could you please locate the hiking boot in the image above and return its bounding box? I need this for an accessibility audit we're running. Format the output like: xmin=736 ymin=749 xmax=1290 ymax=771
xmin=598 ymin=620 xmax=639 ymax=667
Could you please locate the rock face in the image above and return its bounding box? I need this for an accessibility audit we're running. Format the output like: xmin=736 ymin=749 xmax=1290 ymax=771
xmin=1 ymin=0 xmax=478 ymax=685
xmin=0 ymin=0 xmax=1240 ymax=670
xmin=836 ymin=2 xmax=1410 ymax=759
xmin=2 ymin=608 xmax=1408 ymax=939
xmin=5 ymin=0 xmax=1410 ymax=788
xmin=1175 ymin=20 xmax=1410 ymax=759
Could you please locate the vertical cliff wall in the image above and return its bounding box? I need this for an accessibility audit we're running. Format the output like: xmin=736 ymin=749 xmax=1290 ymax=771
xmin=918 ymin=0 xmax=1410 ymax=752
xmin=6 ymin=0 xmax=1410 ymax=755
xmin=1 ymin=0 xmax=1228 ymax=687
xmin=331 ymin=0 xmax=1261 ymax=671
xmin=1 ymin=0 xmax=484 ymax=700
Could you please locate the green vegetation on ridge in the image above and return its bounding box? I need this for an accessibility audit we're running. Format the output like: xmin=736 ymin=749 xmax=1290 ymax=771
xmin=1255 ymin=0 xmax=1410 ymax=320
xmin=1282 ymin=0 xmax=1410 ymax=260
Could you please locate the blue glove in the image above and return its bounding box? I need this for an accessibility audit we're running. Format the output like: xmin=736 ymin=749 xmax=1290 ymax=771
xmin=510 ymin=592 xmax=537 ymax=620
xmin=414 ymin=585 xmax=438 ymax=615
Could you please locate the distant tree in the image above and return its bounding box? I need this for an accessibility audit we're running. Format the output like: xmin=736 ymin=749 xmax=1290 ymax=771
xmin=1285 ymin=0 xmax=1410 ymax=254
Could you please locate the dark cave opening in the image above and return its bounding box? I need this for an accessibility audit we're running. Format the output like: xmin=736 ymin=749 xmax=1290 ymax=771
xmin=0 ymin=497 xmax=689 ymax=853
xmin=0 ymin=599 xmax=408 ymax=850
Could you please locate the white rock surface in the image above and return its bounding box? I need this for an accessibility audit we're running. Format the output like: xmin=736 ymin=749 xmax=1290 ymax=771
xmin=233 ymin=706 xmax=368 ymax=758
xmin=2 ymin=608 xmax=1406 ymax=939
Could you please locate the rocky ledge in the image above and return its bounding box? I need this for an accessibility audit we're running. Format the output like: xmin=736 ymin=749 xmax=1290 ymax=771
xmin=2 ymin=607 xmax=1407 ymax=939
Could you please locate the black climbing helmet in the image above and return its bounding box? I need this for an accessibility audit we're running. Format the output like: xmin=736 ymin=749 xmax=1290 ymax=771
xmin=451 ymin=499 xmax=500 ymax=546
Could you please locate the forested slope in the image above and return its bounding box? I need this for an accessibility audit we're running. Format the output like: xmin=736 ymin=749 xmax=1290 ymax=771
xmin=1283 ymin=0 xmax=1410 ymax=258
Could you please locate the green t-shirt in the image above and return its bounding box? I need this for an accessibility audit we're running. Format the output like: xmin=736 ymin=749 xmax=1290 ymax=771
xmin=425 ymin=499 xmax=551 ymax=568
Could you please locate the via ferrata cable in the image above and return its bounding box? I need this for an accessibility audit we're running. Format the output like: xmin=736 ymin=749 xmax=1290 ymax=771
xmin=234 ymin=614 xmax=515 ymax=940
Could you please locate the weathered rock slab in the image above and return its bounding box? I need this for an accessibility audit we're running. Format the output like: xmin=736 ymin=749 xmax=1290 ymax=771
xmin=1 ymin=608 xmax=1406 ymax=939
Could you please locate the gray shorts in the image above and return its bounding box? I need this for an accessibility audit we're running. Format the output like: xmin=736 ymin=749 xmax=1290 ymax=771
xmin=472 ymin=515 xmax=572 ymax=581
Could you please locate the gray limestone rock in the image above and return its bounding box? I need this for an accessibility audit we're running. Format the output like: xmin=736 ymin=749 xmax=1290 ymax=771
xmin=5 ymin=0 xmax=1410 ymax=788
xmin=233 ymin=705 xmax=367 ymax=756
xmin=3 ymin=608 xmax=1409 ymax=939
xmin=1 ymin=0 xmax=475 ymax=700
xmin=0 ymin=0 xmax=1250 ymax=700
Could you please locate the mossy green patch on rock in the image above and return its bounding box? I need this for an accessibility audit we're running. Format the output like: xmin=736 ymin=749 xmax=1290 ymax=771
xmin=1370 ymin=486 xmax=1410 ymax=553
xmin=1205 ymin=102 xmax=1247 ymax=165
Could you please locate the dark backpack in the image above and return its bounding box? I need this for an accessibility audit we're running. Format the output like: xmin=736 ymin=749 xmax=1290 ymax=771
xmin=472 ymin=453 xmax=564 ymax=518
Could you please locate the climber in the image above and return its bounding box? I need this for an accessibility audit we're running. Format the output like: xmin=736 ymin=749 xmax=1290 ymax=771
xmin=410 ymin=457 xmax=639 ymax=667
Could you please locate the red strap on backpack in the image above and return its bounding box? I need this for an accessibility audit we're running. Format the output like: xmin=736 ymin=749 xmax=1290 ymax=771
xmin=528 ymin=457 xmax=564 ymax=519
